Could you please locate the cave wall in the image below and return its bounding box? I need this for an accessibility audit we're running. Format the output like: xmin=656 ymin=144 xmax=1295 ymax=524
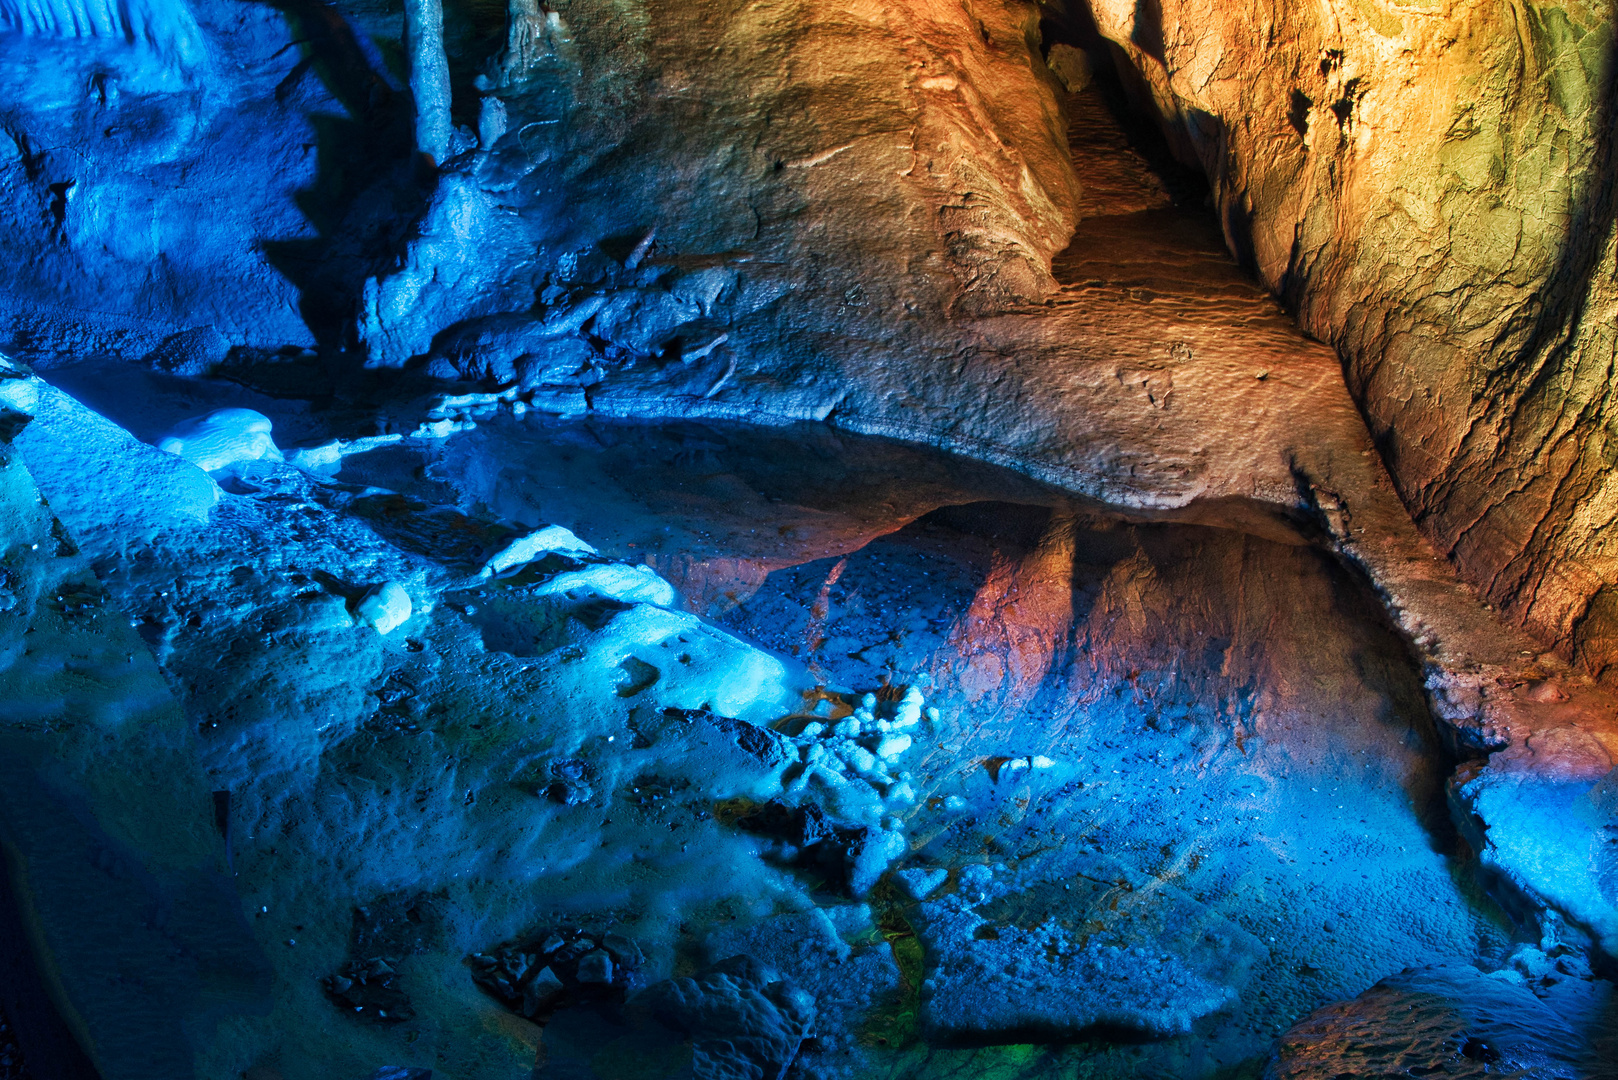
xmin=358 ymin=0 xmax=1084 ymax=368
xmin=0 ymin=0 xmax=417 ymax=357
xmin=1077 ymin=0 xmax=1618 ymax=685
xmin=6 ymin=0 xmax=1617 ymax=702
xmin=2 ymin=0 xmax=1618 ymax=1067
xmin=0 ymin=0 xmax=207 ymax=66
xmin=8 ymin=0 xmax=1618 ymax=693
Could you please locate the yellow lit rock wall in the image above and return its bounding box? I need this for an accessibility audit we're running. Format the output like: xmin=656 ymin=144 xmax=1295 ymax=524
xmin=1085 ymin=0 xmax=1618 ymax=685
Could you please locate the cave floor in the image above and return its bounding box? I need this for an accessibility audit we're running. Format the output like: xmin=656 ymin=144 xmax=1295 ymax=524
xmin=4 ymin=358 xmax=1556 ymax=1078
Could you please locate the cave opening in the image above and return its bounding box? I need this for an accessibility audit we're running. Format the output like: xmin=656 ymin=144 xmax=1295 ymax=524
xmin=1039 ymin=0 xmax=1211 ymax=215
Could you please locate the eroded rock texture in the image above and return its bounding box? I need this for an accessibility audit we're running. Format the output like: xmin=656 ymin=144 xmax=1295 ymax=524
xmin=1076 ymin=0 xmax=1618 ymax=685
xmin=1266 ymin=961 xmax=1617 ymax=1079
xmin=3 ymin=0 xmax=1618 ymax=1076
xmin=358 ymin=0 xmax=1082 ymax=368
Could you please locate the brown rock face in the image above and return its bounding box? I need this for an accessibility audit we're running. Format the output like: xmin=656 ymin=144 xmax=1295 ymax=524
xmin=1078 ymin=0 xmax=1618 ymax=683
xmin=358 ymin=0 xmax=1084 ymax=368
xmin=333 ymin=0 xmax=1618 ymax=962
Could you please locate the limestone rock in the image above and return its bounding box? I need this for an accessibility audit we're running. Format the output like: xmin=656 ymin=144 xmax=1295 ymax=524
xmin=6 ymin=2 xmax=1618 ymax=1077
xmin=356 ymin=581 xmax=412 ymax=635
xmin=1077 ymin=0 xmax=1618 ymax=686
xmin=0 ymin=0 xmax=208 ymax=68
xmin=156 ymin=407 xmax=282 ymax=472
xmin=0 ymin=404 xmax=272 ymax=1078
xmin=0 ymin=373 xmax=220 ymax=547
xmin=1046 ymin=43 xmax=1092 ymax=94
xmin=481 ymin=524 xmax=599 ymax=577
xmin=143 ymin=325 xmax=231 ymax=376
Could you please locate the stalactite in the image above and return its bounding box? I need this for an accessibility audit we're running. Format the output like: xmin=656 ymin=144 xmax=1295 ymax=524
xmin=501 ymin=0 xmax=568 ymax=84
xmin=402 ymin=0 xmax=451 ymax=163
xmin=502 ymin=0 xmax=545 ymax=83
xmin=0 ymin=0 xmax=206 ymax=66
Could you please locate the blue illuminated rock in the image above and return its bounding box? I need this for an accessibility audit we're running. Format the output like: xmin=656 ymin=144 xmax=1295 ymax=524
xmin=157 ymin=408 xmax=283 ymax=473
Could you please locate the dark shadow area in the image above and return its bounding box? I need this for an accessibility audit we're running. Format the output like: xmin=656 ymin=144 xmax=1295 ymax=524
xmin=335 ymin=414 xmax=1071 ymax=569
xmin=1040 ymin=1 xmax=1287 ymax=287
xmin=1039 ymin=0 xmax=1209 ymax=209
xmin=1128 ymin=0 xmax=1166 ymax=64
xmin=443 ymin=0 xmax=510 ymax=129
xmin=33 ymin=354 xmax=404 ymax=458
xmin=0 ymin=743 xmax=275 ymax=1080
xmin=257 ymin=0 xmax=430 ymax=360
xmin=0 ymin=853 xmax=100 ymax=1080
xmin=329 ymin=489 xmax=525 ymax=571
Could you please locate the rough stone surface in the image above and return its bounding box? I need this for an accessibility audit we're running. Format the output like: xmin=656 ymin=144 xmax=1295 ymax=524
xmin=1075 ymin=0 xmax=1618 ymax=692
xmin=1266 ymin=962 xmax=1618 ymax=1080
xmin=4 ymin=1 xmax=1618 ymax=1077
xmin=914 ymin=858 xmax=1261 ymax=1039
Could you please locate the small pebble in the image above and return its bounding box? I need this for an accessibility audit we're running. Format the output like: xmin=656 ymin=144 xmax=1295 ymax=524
xmin=576 ymin=950 xmax=613 ymax=984
xmin=356 ymin=581 xmax=412 ymax=635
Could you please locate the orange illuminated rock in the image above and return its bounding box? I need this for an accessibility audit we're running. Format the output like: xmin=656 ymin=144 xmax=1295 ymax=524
xmin=1079 ymin=0 xmax=1618 ymax=687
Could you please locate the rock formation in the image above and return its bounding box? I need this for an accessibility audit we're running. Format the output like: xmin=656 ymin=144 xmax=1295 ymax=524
xmin=0 ymin=0 xmax=207 ymax=67
xmin=402 ymin=0 xmax=452 ymax=163
xmin=1077 ymin=0 xmax=1618 ymax=689
xmin=1 ymin=0 xmax=1617 ymax=1077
